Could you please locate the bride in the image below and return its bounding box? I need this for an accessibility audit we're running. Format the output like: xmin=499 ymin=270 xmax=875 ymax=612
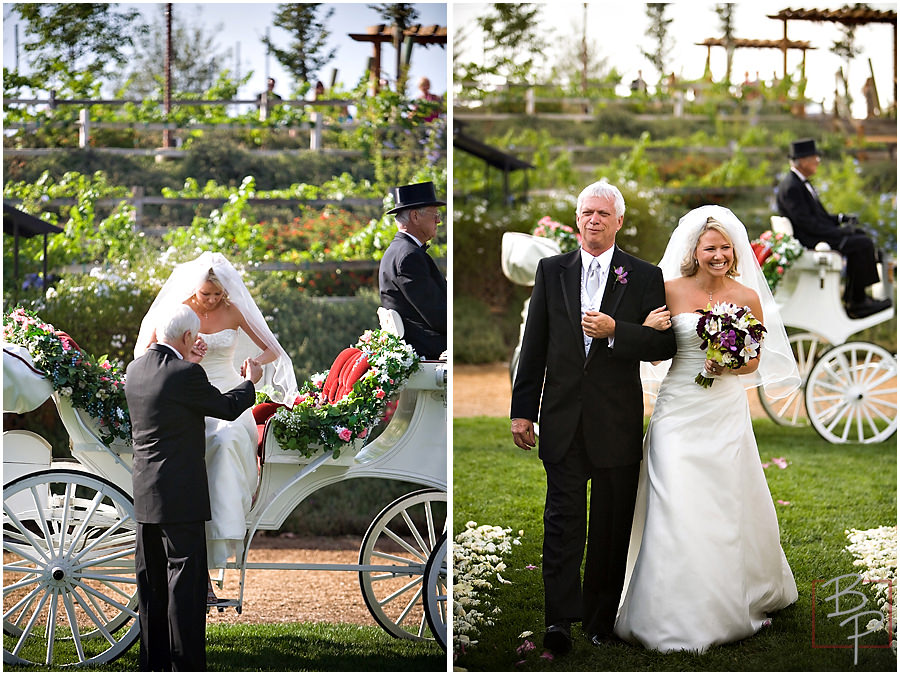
xmin=614 ymin=205 xmax=800 ymax=653
xmin=136 ymin=252 xmax=298 ymax=591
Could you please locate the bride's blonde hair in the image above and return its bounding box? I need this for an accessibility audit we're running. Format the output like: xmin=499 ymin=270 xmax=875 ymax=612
xmin=680 ymin=217 xmax=740 ymax=277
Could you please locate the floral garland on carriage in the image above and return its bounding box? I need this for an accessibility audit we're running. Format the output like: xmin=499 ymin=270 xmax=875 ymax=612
xmin=750 ymin=230 xmax=805 ymax=293
xmin=3 ymin=308 xmax=131 ymax=445
xmin=3 ymin=309 xmax=420 ymax=458
xmin=269 ymin=329 xmax=421 ymax=459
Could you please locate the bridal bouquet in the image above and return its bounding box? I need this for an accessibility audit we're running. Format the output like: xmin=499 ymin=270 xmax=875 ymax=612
xmin=695 ymin=302 xmax=766 ymax=388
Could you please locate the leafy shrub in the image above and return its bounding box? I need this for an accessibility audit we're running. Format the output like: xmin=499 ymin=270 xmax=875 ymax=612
xmin=815 ymin=155 xmax=897 ymax=252
xmin=251 ymin=274 xmax=382 ymax=382
xmin=453 ymin=295 xmax=510 ymax=365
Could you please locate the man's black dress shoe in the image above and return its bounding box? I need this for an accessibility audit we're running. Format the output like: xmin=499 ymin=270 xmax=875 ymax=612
xmin=543 ymin=623 xmax=572 ymax=654
xmin=847 ymin=297 xmax=892 ymax=319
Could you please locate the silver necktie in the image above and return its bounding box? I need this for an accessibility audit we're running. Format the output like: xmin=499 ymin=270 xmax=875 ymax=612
xmin=585 ymin=259 xmax=600 ymax=300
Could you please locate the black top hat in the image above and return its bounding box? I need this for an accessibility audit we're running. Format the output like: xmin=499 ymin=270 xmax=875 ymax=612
xmin=386 ymin=181 xmax=446 ymax=215
xmin=789 ymin=138 xmax=820 ymax=159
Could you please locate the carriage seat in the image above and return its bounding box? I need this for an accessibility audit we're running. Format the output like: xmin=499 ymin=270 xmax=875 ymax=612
xmin=377 ymin=307 xmax=405 ymax=338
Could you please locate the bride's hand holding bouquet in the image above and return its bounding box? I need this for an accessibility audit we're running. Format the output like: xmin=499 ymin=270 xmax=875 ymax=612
xmin=695 ymin=301 xmax=766 ymax=388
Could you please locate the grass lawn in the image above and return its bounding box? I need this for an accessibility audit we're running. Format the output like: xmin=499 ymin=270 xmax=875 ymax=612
xmin=5 ymin=622 xmax=446 ymax=671
xmin=453 ymin=416 xmax=897 ymax=672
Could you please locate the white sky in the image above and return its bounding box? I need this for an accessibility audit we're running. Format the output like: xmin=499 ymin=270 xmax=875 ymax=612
xmin=3 ymin=2 xmax=449 ymax=98
xmin=452 ymin=1 xmax=897 ymax=119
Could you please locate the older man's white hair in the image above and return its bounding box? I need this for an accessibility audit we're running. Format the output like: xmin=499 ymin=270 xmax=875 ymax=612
xmin=156 ymin=304 xmax=200 ymax=345
xmin=394 ymin=207 xmax=430 ymax=228
xmin=575 ymin=181 xmax=626 ymax=219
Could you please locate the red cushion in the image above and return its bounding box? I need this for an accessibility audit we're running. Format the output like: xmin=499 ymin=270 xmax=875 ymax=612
xmin=252 ymin=401 xmax=282 ymax=426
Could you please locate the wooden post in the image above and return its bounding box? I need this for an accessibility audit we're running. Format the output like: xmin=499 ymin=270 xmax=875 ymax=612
xmin=78 ymin=108 xmax=90 ymax=148
xmin=782 ymin=19 xmax=788 ymax=79
xmin=310 ymin=112 xmax=322 ymax=151
xmin=373 ymin=43 xmax=382 ymax=94
xmin=131 ymin=186 xmax=144 ymax=231
xmin=525 ymin=87 xmax=535 ymax=115
xmin=163 ymin=3 xmax=173 ymax=148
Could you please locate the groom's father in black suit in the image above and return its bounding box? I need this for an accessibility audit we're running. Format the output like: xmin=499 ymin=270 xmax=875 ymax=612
xmin=511 ymin=181 xmax=676 ymax=652
xmin=379 ymin=181 xmax=447 ymax=359
xmin=125 ymin=304 xmax=260 ymax=671
xmin=776 ymin=138 xmax=890 ymax=318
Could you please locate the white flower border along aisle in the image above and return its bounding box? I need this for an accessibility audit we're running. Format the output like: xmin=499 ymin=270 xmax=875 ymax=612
xmin=845 ymin=525 xmax=897 ymax=652
xmin=453 ymin=522 xmax=522 ymax=661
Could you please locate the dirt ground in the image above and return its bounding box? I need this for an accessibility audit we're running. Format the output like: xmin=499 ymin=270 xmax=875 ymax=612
xmin=451 ymin=362 xmax=769 ymax=418
xmin=205 ymin=534 xmax=376 ymax=626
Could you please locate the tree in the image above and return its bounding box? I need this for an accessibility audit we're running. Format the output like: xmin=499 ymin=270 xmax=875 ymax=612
xmin=831 ymin=3 xmax=867 ymax=105
xmin=476 ymin=3 xmax=547 ymax=85
xmin=368 ymin=3 xmax=421 ymax=90
xmin=115 ymin=5 xmax=232 ymax=97
xmin=641 ymin=3 xmax=674 ymax=88
xmin=714 ymin=3 xmax=736 ymax=84
xmin=12 ymin=3 xmax=146 ymax=86
xmin=263 ymin=3 xmax=336 ymax=88
xmin=549 ymin=4 xmax=610 ymax=95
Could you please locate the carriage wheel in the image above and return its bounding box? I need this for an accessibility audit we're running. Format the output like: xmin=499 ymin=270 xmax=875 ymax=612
xmin=805 ymin=342 xmax=898 ymax=444
xmin=759 ymin=332 xmax=828 ymax=426
xmin=359 ymin=488 xmax=447 ymax=643
xmin=3 ymin=470 xmax=139 ymax=667
xmin=423 ymin=532 xmax=447 ymax=651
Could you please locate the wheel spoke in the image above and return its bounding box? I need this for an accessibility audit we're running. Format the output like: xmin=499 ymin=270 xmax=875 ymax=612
xmin=12 ymin=587 xmax=51 ymax=657
xmin=62 ymin=590 xmax=86 ymax=664
xmin=374 ymin=526 xmax=427 ymax=563
xmin=3 ymin=507 xmax=52 ymax=564
xmin=400 ymin=509 xmax=430 ymax=560
xmin=378 ymin=576 xmax=423 ymax=608
xmin=65 ymin=491 xmax=107 ymax=552
xmin=69 ymin=587 xmax=117 ymax=646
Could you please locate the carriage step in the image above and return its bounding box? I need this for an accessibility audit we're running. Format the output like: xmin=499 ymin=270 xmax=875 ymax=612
xmin=207 ymin=598 xmax=241 ymax=614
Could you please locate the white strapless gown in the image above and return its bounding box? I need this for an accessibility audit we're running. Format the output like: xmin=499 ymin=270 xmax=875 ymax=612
xmin=615 ymin=313 xmax=797 ymax=653
xmin=199 ymin=329 xmax=258 ymax=568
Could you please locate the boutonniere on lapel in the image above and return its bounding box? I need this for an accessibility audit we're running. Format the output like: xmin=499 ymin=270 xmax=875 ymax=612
xmin=613 ymin=266 xmax=628 ymax=286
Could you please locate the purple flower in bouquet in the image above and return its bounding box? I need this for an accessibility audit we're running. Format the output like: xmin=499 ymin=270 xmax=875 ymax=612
xmin=694 ymin=302 xmax=766 ymax=388
xmin=613 ymin=266 xmax=628 ymax=285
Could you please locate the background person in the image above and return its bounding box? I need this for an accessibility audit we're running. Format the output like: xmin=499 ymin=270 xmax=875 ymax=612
xmin=379 ymin=181 xmax=447 ymax=360
xmin=775 ymin=138 xmax=890 ymax=318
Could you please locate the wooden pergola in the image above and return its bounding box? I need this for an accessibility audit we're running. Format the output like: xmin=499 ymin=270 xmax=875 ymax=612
xmin=696 ymin=37 xmax=815 ymax=81
xmin=348 ymin=24 xmax=447 ymax=94
xmin=768 ymin=7 xmax=898 ymax=105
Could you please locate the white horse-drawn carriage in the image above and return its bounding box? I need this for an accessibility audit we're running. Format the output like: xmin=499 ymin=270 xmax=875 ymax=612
xmin=501 ymin=215 xmax=897 ymax=444
xmin=3 ymin=313 xmax=448 ymax=667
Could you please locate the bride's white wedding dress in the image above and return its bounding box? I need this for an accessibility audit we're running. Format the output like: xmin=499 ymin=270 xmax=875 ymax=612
xmin=615 ymin=312 xmax=798 ymax=653
xmin=198 ymin=329 xmax=258 ymax=568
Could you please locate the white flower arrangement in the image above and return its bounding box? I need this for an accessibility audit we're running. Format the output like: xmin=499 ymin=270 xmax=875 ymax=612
xmin=845 ymin=525 xmax=897 ymax=653
xmin=453 ymin=521 xmax=521 ymax=660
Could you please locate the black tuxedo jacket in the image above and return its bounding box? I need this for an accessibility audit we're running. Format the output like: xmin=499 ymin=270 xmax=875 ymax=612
xmin=510 ymin=247 xmax=676 ymax=467
xmin=775 ymin=171 xmax=843 ymax=249
xmin=378 ymin=232 xmax=447 ymax=359
xmin=125 ymin=344 xmax=255 ymax=524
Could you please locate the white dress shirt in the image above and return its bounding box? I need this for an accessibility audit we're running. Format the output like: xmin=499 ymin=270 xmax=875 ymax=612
xmin=580 ymin=247 xmax=615 ymax=355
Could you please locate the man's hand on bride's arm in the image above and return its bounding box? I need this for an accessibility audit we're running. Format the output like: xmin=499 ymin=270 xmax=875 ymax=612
xmin=511 ymin=418 xmax=536 ymax=450
xmin=187 ymin=336 xmax=207 ymax=363
xmin=643 ymin=306 xmax=671 ymax=332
